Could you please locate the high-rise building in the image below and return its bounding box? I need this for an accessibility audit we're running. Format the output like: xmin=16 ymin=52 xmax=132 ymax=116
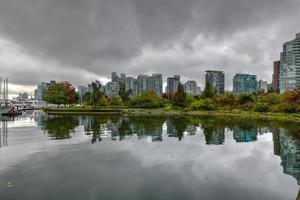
xmin=148 ymin=74 xmax=163 ymax=95
xmin=279 ymin=33 xmax=300 ymax=93
xmin=166 ymin=75 xmax=180 ymax=94
xmin=205 ymin=71 xmax=225 ymax=94
xmin=257 ymin=79 xmax=268 ymax=93
xmin=18 ymin=92 xmax=29 ymax=100
xmin=123 ymin=77 xmax=135 ymax=94
xmin=183 ymin=81 xmax=201 ymax=96
xmin=35 ymin=81 xmax=56 ymax=101
xmin=78 ymin=85 xmax=88 ymax=104
xmin=106 ymin=72 xmax=163 ymax=97
xmin=137 ymin=75 xmax=148 ymax=94
xmin=233 ymin=74 xmax=257 ymax=94
xmin=273 ymin=61 xmax=280 ymax=93
xmin=111 ymin=72 xmax=119 ymax=82
xmin=105 ymin=82 xmax=120 ymax=98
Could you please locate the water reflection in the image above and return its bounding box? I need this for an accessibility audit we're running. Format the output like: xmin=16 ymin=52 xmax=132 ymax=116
xmin=0 ymin=121 xmax=8 ymax=148
xmin=40 ymin=115 xmax=79 ymax=140
xmin=2 ymin=113 xmax=300 ymax=199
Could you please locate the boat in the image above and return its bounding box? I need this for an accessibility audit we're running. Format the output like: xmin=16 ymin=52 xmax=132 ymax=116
xmin=2 ymin=111 xmax=22 ymax=116
xmin=1 ymin=105 xmax=22 ymax=117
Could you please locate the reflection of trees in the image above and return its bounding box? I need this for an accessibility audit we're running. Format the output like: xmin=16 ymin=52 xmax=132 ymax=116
xmin=118 ymin=118 xmax=132 ymax=141
xmin=129 ymin=117 xmax=165 ymax=141
xmin=167 ymin=117 xmax=191 ymax=141
xmin=41 ymin=116 xmax=79 ymax=140
xmin=83 ymin=116 xmax=121 ymax=143
xmin=195 ymin=118 xmax=225 ymax=145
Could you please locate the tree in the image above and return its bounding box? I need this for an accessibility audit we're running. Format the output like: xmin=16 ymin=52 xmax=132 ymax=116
xmin=43 ymin=83 xmax=68 ymax=107
xmin=118 ymin=82 xmax=131 ymax=104
xmin=202 ymin=81 xmax=215 ymax=99
xmin=91 ymin=82 xmax=102 ymax=108
xmin=129 ymin=91 xmax=164 ymax=108
xmin=83 ymin=92 xmax=92 ymax=105
xmin=173 ymin=83 xmax=187 ymax=107
xmin=63 ymin=81 xmax=78 ymax=105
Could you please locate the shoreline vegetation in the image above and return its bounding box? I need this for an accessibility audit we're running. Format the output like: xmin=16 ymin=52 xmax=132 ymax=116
xmin=42 ymin=81 xmax=300 ymax=125
xmin=44 ymin=107 xmax=300 ymax=124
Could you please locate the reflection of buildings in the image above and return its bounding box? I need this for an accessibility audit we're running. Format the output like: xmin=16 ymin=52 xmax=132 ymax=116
xmin=272 ymin=128 xmax=300 ymax=199
xmin=204 ymin=128 xmax=225 ymax=145
xmin=272 ymin=129 xmax=281 ymax=156
xmin=233 ymin=128 xmax=257 ymax=143
xmin=80 ymin=116 xmax=164 ymax=142
xmin=0 ymin=121 xmax=8 ymax=148
xmin=167 ymin=120 xmax=177 ymax=137
xmin=186 ymin=125 xmax=197 ymax=135
xmin=278 ymin=129 xmax=300 ymax=185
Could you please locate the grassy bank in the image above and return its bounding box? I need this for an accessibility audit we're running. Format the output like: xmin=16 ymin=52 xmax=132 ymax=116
xmin=44 ymin=107 xmax=300 ymax=123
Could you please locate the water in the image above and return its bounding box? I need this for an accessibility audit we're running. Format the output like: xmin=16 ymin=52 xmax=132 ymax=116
xmin=0 ymin=111 xmax=299 ymax=200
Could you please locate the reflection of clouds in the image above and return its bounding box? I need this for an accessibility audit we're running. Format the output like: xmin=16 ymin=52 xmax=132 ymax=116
xmin=0 ymin=114 xmax=299 ymax=199
xmin=0 ymin=125 xmax=90 ymax=174
xmin=108 ymin=131 xmax=297 ymax=199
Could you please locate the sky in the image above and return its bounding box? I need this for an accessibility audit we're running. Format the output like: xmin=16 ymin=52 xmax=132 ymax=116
xmin=0 ymin=0 xmax=300 ymax=96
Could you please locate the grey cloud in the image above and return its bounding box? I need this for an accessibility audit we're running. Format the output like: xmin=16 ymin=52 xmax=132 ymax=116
xmin=0 ymin=0 xmax=299 ymax=92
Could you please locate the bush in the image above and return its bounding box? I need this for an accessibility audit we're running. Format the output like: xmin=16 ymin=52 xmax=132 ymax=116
xmin=185 ymin=95 xmax=196 ymax=107
xmin=254 ymin=102 xmax=270 ymax=112
xmin=214 ymin=93 xmax=237 ymax=107
xmin=260 ymin=93 xmax=281 ymax=105
xmin=271 ymin=103 xmax=296 ymax=113
xmin=99 ymin=96 xmax=110 ymax=106
xmin=110 ymin=97 xmax=123 ymax=105
xmin=238 ymin=93 xmax=256 ymax=105
xmin=191 ymin=99 xmax=216 ymax=111
xmin=129 ymin=91 xmax=165 ymax=108
xmin=241 ymin=102 xmax=256 ymax=111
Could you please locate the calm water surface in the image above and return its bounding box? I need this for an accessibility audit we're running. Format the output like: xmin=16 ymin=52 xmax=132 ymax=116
xmin=0 ymin=111 xmax=300 ymax=200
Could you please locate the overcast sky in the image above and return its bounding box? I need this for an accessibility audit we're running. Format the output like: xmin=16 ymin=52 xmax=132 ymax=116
xmin=0 ymin=0 xmax=300 ymax=96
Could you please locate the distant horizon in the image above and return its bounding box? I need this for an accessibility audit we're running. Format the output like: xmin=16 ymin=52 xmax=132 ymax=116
xmin=3 ymin=69 xmax=274 ymax=99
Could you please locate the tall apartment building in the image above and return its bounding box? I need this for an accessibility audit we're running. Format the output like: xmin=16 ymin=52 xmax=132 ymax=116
xmin=106 ymin=73 xmax=163 ymax=97
xmin=257 ymin=79 xmax=268 ymax=93
xmin=205 ymin=71 xmax=225 ymax=94
xmin=137 ymin=75 xmax=148 ymax=94
xmin=105 ymin=82 xmax=120 ymax=98
xmin=166 ymin=75 xmax=180 ymax=94
xmin=279 ymin=33 xmax=300 ymax=93
xmin=183 ymin=81 xmax=201 ymax=96
xmin=233 ymin=74 xmax=257 ymax=94
xmin=148 ymin=74 xmax=163 ymax=95
xmin=34 ymin=80 xmax=56 ymax=100
xmin=273 ymin=61 xmax=280 ymax=93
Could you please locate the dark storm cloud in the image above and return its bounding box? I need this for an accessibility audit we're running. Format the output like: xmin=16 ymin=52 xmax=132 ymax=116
xmin=0 ymin=0 xmax=299 ymax=92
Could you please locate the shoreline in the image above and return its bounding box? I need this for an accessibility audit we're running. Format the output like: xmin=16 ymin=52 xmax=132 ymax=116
xmin=44 ymin=108 xmax=300 ymax=123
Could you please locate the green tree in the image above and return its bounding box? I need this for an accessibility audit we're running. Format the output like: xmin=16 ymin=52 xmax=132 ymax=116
xmin=43 ymin=83 xmax=68 ymax=107
xmin=91 ymin=82 xmax=102 ymax=108
xmin=173 ymin=83 xmax=187 ymax=107
xmin=118 ymin=82 xmax=131 ymax=104
xmin=129 ymin=91 xmax=164 ymax=108
xmin=202 ymin=81 xmax=215 ymax=99
xmin=83 ymin=92 xmax=92 ymax=105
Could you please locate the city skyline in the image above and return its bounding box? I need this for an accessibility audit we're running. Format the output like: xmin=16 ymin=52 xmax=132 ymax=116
xmin=0 ymin=0 xmax=300 ymax=97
